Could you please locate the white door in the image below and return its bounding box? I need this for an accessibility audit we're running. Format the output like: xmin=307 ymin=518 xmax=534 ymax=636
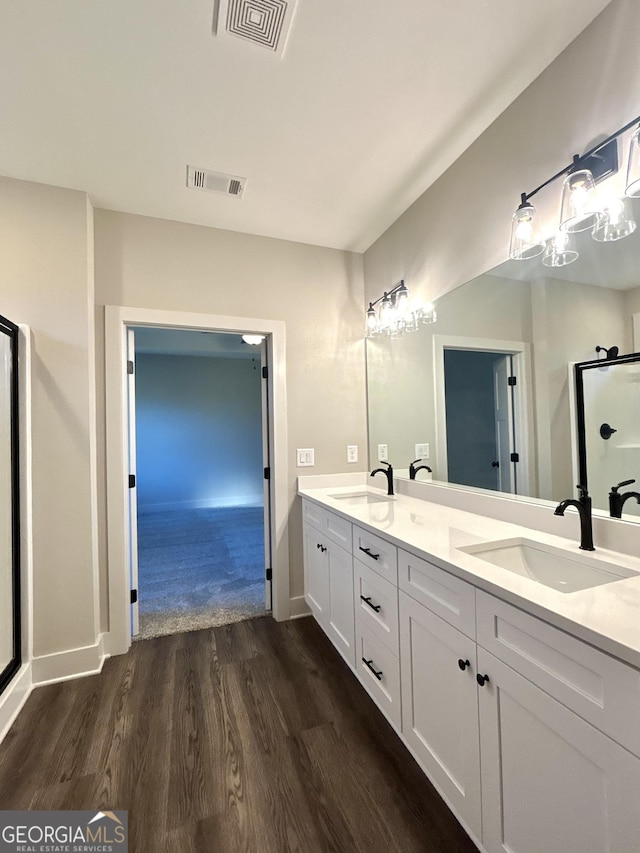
xmin=478 ymin=648 xmax=640 ymax=853
xmin=493 ymin=355 xmax=515 ymax=493
xmin=303 ymin=522 xmax=329 ymax=625
xmin=399 ymin=592 xmax=482 ymax=838
xmin=260 ymin=342 xmax=273 ymax=610
xmin=326 ymin=543 xmax=355 ymax=667
xmin=126 ymin=328 xmax=139 ymax=636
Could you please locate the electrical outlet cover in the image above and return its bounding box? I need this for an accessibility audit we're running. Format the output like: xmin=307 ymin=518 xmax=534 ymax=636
xmin=415 ymin=443 xmax=430 ymax=459
xmin=347 ymin=445 xmax=358 ymax=463
xmin=378 ymin=444 xmax=388 ymax=461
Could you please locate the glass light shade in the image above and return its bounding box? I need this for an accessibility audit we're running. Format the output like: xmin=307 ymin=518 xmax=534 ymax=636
xmin=395 ymin=282 xmax=409 ymax=315
xmin=592 ymin=197 xmax=637 ymax=242
xmin=509 ymin=202 xmax=544 ymax=259
xmin=366 ymin=303 xmax=378 ymax=335
xmin=418 ymin=302 xmax=437 ymax=324
xmin=625 ymin=127 xmax=640 ymax=197
xmin=241 ymin=334 xmax=265 ymax=345
xmin=559 ymin=169 xmax=600 ymax=232
xmin=378 ymin=293 xmax=393 ymax=327
xmin=542 ymin=231 xmax=578 ymax=268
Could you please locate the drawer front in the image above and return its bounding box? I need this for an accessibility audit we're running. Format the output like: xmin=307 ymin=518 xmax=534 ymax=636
xmin=322 ymin=509 xmax=352 ymax=550
xmin=352 ymin=525 xmax=398 ymax=583
xmin=355 ymin=621 xmax=401 ymax=729
xmin=399 ymin=549 xmax=476 ymax=639
xmin=477 ymin=590 xmax=640 ymax=756
xmin=302 ymin=498 xmax=323 ymax=530
xmin=354 ymin=558 xmax=399 ymax=656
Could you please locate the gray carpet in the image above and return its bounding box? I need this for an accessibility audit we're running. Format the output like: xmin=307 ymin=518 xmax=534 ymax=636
xmin=136 ymin=505 xmax=267 ymax=640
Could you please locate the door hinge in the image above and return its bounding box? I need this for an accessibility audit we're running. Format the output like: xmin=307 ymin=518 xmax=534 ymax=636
xmin=266 ymin=568 xmax=272 ymax=581
xmin=264 ymin=467 xmax=270 ymax=480
xmin=127 ymin=360 xmax=134 ymax=374
xmin=507 ymin=375 xmax=517 ymax=386
xmin=510 ymin=452 xmax=519 ymax=463
xmin=130 ymin=589 xmax=138 ymax=604
xmin=262 ymin=365 xmax=268 ymax=379
xmin=128 ymin=474 xmax=136 ymax=488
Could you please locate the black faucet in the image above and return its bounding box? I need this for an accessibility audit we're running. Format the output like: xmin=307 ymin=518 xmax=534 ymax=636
xmin=609 ymin=479 xmax=640 ymax=518
xmin=409 ymin=458 xmax=432 ymax=480
xmin=554 ymin=485 xmax=595 ymax=551
xmin=371 ymin=461 xmax=394 ymax=496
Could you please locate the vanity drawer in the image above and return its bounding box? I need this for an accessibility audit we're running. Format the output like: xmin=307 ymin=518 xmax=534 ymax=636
xmin=355 ymin=620 xmax=401 ymax=729
xmin=302 ymin=498 xmax=323 ymax=530
xmin=476 ymin=590 xmax=640 ymax=756
xmin=354 ymin=558 xmax=399 ymax=656
xmin=352 ymin=525 xmax=398 ymax=584
xmin=321 ymin=508 xmax=352 ymax=550
xmin=399 ymin=549 xmax=476 ymax=639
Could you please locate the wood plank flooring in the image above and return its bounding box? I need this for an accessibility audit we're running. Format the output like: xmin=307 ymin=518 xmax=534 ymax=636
xmin=0 ymin=616 xmax=479 ymax=853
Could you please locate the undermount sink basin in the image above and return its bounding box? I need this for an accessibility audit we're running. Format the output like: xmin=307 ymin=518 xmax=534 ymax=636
xmin=328 ymin=491 xmax=393 ymax=505
xmin=458 ymin=537 xmax=639 ymax=593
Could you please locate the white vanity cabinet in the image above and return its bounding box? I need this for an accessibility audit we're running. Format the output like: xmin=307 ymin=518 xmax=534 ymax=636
xmin=302 ymin=500 xmax=355 ymax=669
xmin=300 ymin=493 xmax=640 ymax=853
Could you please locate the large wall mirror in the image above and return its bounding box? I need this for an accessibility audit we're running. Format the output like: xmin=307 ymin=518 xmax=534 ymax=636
xmin=366 ymin=197 xmax=640 ymax=520
xmin=0 ymin=314 xmax=20 ymax=695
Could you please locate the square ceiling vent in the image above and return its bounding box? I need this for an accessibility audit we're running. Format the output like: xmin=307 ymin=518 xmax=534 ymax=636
xmin=214 ymin=0 xmax=298 ymax=57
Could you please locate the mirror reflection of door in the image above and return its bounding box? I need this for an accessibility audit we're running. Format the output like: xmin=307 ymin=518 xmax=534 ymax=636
xmin=444 ymin=349 xmax=517 ymax=493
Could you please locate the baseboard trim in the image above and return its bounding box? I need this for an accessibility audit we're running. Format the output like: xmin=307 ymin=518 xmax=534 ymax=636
xmin=288 ymin=595 xmax=310 ymax=620
xmin=0 ymin=664 xmax=32 ymax=745
xmin=32 ymin=632 xmax=109 ymax=687
xmin=138 ymin=497 xmax=263 ymax=513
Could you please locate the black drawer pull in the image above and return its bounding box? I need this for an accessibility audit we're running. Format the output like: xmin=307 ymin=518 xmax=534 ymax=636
xmin=458 ymin=658 xmax=470 ymax=671
xmin=476 ymin=673 xmax=490 ymax=687
xmin=362 ymin=657 xmax=383 ymax=680
xmin=359 ymin=546 xmax=380 ymax=561
xmin=360 ymin=595 xmax=381 ymax=613
xmin=316 ymin=543 xmax=327 ymax=552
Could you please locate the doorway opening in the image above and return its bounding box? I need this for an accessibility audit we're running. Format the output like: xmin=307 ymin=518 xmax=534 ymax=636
xmin=105 ymin=307 xmax=289 ymax=658
xmin=434 ymin=335 xmax=532 ymax=496
xmin=129 ymin=327 xmax=270 ymax=640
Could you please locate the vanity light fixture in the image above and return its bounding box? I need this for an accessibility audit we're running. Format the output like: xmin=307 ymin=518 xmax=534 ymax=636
xmin=365 ymin=280 xmax=437 ymax=337
xmin=241 ymin=334 xmax=265 ymax=345
xmin=509 ymin=113 xmax=640 ymax=262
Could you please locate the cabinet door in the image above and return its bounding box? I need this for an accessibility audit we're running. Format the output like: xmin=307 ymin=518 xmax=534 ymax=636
xmin=399 ymin=592 xmax=481 ymax=838
xmin=478 ymin=648 xmax=640 ymax=853
xmin=303 ymin=522 xmax=328 ymax=626
xmin=327 ymin=542 xmax=355 ymax=668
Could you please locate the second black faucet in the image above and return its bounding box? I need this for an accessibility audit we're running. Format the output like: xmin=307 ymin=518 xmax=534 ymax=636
xmin=371 ymin=461 xmax=394 ymax=496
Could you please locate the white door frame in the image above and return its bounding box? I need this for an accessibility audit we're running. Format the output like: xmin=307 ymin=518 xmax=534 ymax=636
xmin=105 ymin=306 xmax=289 ymax=656
xmin=433 ymin=335 xmax=534 ymax=496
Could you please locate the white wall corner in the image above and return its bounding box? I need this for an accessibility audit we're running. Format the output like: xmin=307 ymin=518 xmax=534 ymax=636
xmin=0 ymin=664 xmax=32 ymax=746
xmin=31 ymin=632 xmax=109 ymax=687
xmin=288 ymin=595 xmax=310 ymax=619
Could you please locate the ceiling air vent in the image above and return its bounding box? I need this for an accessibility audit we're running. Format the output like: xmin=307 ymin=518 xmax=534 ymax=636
xmin=186 ymin=166 xmax=246 ymax=198
xmin=214 ymin=0 xmax=298 ymax=58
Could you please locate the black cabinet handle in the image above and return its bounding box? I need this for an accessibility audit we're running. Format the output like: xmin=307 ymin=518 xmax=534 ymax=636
xmin=476 ymin=673 xmax=490 ymax=687
xmin=458 ymin=658 xmax=470 ymax=671
xmin=360 ymin=595 xmax=381 ymax=613
xmin=362 ymin=657 xmax=383 ymax=680
xmin=359 ymin=546 xmax=380 ymax=561
xmin=316 ymin=543 xmax=327 ymax=552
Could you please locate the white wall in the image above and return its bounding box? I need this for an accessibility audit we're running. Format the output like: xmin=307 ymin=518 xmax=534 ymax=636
xmin=94 ymin=210 xmax=367 ymax=605
xmin=0 ymin=177 xmax=97 ymax=659
xmin=135 ymin=354 xmax=263 ymax=510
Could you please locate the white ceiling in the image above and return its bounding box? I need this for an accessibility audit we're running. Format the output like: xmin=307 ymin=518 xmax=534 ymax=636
xmin=0 ymin=0 xmax=612 ymax=252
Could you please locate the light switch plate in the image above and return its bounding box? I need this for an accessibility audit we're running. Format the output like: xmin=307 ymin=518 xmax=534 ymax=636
xmin=415 ymin=443 xmax=430 ymax=459
xmin=378 ymin=444 xmax=388 ymax=461
xmin=296 ymin=448 xmax=315 ymax=467
xmin=347 ymin=445 xmax=358 ymax=463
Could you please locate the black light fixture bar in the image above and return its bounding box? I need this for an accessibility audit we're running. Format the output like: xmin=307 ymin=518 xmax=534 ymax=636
xmin=367 ymin=279 xmax=406 ymax=311
xmin=520 ymin=113 xmax=640 ymax=205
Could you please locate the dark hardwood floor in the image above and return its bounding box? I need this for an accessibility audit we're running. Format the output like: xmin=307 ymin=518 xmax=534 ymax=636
xmin=0 ymin=616 xmax=478 ymax=853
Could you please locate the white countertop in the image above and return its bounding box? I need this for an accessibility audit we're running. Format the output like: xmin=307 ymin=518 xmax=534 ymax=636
xmin=298 ymin=481 xmax=640 ymax=670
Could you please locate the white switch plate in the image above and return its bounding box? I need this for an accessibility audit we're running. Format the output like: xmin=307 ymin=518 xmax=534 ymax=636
xmin=347 ymin=445 xmax=358 ymax=463
xmin=415 ymin=443 xmax=430 ymax=459
xmin=296 ymin=448 xmax=315 ymax=467
xmin=378 ymin=444 xmax=388 ymax=461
